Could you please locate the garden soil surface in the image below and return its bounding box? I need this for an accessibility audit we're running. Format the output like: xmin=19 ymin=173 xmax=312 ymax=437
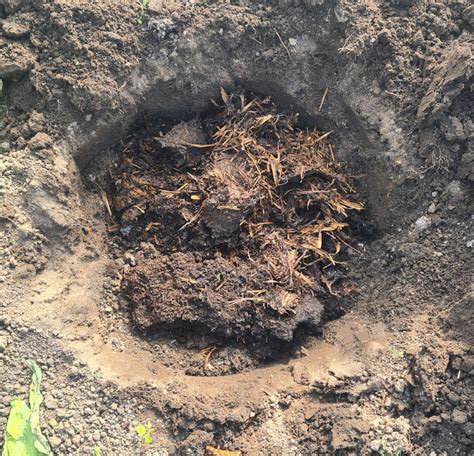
xmin=0 ymin=1 xmax=473 ymax=455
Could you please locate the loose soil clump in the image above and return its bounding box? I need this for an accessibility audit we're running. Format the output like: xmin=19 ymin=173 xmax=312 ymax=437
xmin=116 ymin=92 xmax=363 ymax=343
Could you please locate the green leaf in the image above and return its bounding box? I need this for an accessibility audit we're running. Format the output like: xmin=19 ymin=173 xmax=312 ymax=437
xmin=136 ymin=424 xmax=146 ymax=436
xmin=2 ymin=360 xmax=53 ymax=456
xmin=144 ymin=435 xmax=153 ymax=445
xmin=136 ymin=422 xmax=154 ymax=445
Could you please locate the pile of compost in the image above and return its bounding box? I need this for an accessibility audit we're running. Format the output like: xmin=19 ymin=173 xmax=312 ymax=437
xmin=115 ymin=91 xmax=363 ymax=342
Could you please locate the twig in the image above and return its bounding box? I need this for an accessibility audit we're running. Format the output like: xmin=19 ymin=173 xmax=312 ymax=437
xmin=274 ymin=29 xmax=292 ymax=60
xmin=314 ymin=130 xmax=333 ymax=144
xmin=200 ymin=346 xmax=217 ymax=370
xmin=100 ymin=191 xmax=113 ymax=219
xmin=319 ymin=86 xmax=329 ymax=112
xmin=106 ymin=224 xmax=120 ymax=233
xmin=182 ymin=142 xmax=217 ymax=148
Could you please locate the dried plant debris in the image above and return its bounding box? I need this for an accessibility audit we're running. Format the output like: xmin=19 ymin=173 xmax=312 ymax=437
xmin=205 ymin=445 xmax=242 ymax=456
xmin=115 ymin=90 xmax=363 ymax=343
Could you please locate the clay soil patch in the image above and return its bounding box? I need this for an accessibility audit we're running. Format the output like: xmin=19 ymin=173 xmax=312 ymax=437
xmin=114 ymin=91 xmax=363 ymax=343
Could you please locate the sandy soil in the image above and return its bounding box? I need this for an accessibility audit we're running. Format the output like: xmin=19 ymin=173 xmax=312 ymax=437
xmin=0 ymin=0 xmax=473 ymax=455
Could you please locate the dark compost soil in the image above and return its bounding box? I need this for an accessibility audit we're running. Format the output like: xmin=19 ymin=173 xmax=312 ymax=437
xmin=116 ymin=93 xmax=362 ymax=343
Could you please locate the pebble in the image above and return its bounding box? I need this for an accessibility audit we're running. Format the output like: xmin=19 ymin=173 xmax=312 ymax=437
xmin=451 ymin=409 xmax=468 ymax=424
xmin=45 ymin=397 xmax=58 ymax=409
xmin=48 ymin=436 xmax=61 ymax=447
xmin=370 ymin=440 xmax=381 ymax=451
xmin=124 ymin=252 xmax=136 ymax=266
xmin=56 ymin=408 xmax=68 ymax=419
xmin=414 ymin=215 xmax=431 ymax=231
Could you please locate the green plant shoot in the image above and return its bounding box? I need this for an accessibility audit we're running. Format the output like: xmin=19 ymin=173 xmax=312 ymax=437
xmin=136 ymin=0 xmax=150 ymax=26
xmin=136 ymin=421 xmax=154 ymax=445
xmin=2 ymin=359 xmax=53 ymax=456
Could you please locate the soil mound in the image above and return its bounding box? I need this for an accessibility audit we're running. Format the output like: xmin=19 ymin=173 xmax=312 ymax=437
xmin=117 ymin=92 xmax=363 ymax=342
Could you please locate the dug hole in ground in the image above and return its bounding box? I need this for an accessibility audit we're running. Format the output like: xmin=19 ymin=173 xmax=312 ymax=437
xmin=0 ymin=0 xmax=473 ymax=455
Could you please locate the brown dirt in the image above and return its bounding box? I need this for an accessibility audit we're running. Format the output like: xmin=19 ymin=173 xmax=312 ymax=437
xmin=0 ymin=0 xmax=473 ymax=455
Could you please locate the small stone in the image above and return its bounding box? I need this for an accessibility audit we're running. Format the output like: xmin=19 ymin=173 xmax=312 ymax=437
xmin=427 ymin=203 xmax=436 ymax=213
xmin=451 ymin=409 xmax=468 ymax=424
xmin=48 ymin=436 xmax=61 ymax=447
xmin=288 ymin=38 xmax=297 ymax=46
xmin=48 ymin=418 xmax=58 ymax=428
xmin=370 ymin=440 xmax=381 ymax=451
xmin=124 ymin=252 xmax=136 ymax=266
xmin=56 ymin=408 xmax=68 ymax=419
xmin=414 ymin=215 xmax=431 ymax=231
xmin=45 ymin=397 xmax=58 ymax=410
xmin=394 ymin=380 xmax=406 ymax=394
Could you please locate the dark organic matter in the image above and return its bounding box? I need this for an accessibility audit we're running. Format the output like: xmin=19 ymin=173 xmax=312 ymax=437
xmin=117 ymin=92 xmax=362 ymax=342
